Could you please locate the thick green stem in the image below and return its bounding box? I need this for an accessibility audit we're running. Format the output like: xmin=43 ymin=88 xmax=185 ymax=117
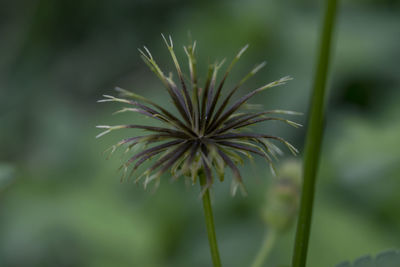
xmin=199 ymin=174 xmax=222 ymax=267
xmin=292 ymin=1 xmax=338 ymax=267
xmin=251 ymin=229 xmax=277 ymax=267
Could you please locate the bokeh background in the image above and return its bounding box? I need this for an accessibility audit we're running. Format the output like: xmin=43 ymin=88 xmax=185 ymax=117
xmin=1 ymin=0 xmax=399 ymax=266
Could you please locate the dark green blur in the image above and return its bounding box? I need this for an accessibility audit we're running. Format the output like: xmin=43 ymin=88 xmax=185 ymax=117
xmin=1 ymin=0 xmax=399 ymax=266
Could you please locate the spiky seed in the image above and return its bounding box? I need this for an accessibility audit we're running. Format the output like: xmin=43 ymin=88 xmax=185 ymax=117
xmin=97 ymin=36 xmax=300 ymax=195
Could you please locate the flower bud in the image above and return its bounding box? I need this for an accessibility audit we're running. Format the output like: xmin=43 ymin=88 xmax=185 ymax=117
xmin=262 ymin=159 xmax=302 ymax=232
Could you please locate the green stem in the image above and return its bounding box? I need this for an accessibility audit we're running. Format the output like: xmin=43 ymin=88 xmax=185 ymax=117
xmin=251 ymin=229 xmax=277 ymax=267
xmin=292 ymin=1 xmax=338 ymax=267
xmin=199 ymin=173 xmax=222 ymax=267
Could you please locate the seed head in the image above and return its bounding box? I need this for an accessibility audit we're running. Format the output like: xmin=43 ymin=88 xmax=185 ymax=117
xmin=97 ymin=35 xmax=301 ymax=195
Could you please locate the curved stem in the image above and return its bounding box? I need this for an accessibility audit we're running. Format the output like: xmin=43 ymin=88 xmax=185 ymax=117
xmin=251 ymin=229 xmax=277 ymax=267
xmin=199 ymin=173 xmax=222 ymax=267
xmin=292 ymin=0 xmax=338 ymax=267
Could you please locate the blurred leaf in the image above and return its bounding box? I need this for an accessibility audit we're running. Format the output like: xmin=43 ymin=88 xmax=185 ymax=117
xmin=334 ymin=249 xmax=400 ymax=267
xmin=0 ymin=162 xmax=15 ymax=190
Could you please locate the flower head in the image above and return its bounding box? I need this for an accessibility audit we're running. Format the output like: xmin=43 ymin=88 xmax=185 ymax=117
xmin=97 ymin=35 xmax=301 ymax=195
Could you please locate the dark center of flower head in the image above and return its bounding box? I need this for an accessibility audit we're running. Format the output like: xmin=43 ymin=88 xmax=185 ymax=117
xmin=97 ymin=35 xmax=301 ymax=196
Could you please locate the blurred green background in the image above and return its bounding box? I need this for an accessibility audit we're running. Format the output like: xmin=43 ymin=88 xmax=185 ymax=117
xmin=1 ymin=0 xmax=399 ymax=266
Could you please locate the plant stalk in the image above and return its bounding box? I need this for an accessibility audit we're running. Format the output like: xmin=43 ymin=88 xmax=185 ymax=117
xmin=251 ymin=229 xmax=277 ymax=267
xmin=292 ymin=0 xmax=338 ymax=267
xmin=199 ymin=173 xmax=222 ymax=267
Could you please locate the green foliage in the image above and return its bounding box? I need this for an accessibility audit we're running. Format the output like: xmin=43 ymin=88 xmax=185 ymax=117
xmin=335 ymin=250 xmax=400 ymax=267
